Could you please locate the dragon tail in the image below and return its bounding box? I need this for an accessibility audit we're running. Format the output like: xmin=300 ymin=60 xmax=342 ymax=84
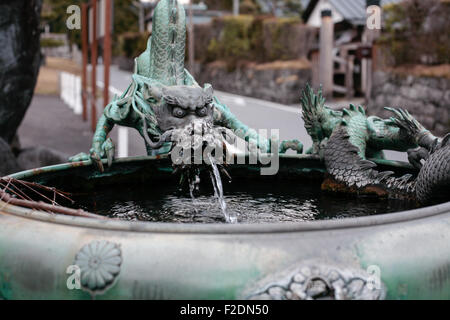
xmin=324 ymin=126 xmax=416 ymax=197
xmin=415 ymin=134 xmax=450 ymax=203
xmin=300 ymin=84 xmax=326 ymax=138
xmin=149 ymin=0 xmax=186 ymax=85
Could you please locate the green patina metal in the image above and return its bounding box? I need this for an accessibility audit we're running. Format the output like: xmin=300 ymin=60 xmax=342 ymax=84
xmin=66 ymin=0 xmax=447 ymax=207
xmin=66 ymin=0 xmax=448 ymax=204
xmin=0 ymin=0 xmax=449 ymax=301
xmin=0 ymin=155 xmax=449 ymax=299
xmin=356 ymin=216 xmax=450 ymax=299
xmin=300 ymin=84 xmax=450 ymax=203
xmin=69 ymin=0 xmax=301 ymax=171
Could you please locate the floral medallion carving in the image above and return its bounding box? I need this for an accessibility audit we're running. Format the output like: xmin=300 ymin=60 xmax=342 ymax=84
xmin=74 ymin=240 xmax=122 ymax=294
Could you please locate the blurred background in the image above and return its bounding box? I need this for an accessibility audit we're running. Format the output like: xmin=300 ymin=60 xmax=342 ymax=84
xmin=0 ymin=0 xmax=449 ymax=175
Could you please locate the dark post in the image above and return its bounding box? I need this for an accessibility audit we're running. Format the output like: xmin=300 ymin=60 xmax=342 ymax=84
xmin=0 ymin=0 xmax=42 ymax=175
xmin=103 ymin=0 xmax=112 ymax=109
xmin=364 ymin=0 xmax=381 ymax=101
xmin=0 ymin=0 xmax=42 ymax=144
xmin=91 ymin=0 xmax=98 ymax=132
xmin=81 ymin=3 xmax=88 ymax=121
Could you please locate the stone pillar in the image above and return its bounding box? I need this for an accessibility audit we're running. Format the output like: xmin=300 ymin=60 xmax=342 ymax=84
xmin=364 ymin=0 xmax=381 ymax=101
xmin=233 ymin=0 xmax=239 ymax=16
xmin=319 ymin=9 xmax=334 ymax=98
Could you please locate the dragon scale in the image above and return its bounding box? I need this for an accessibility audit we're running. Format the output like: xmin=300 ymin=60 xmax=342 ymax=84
xmin=149 ymin=0 xmax=186 ymax=85
xmin=301 ymin=84 xmax=449 ymax=203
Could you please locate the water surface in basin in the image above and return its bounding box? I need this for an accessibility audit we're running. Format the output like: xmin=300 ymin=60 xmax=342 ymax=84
xmin=71 ymin=180 xmax=419 ymax=223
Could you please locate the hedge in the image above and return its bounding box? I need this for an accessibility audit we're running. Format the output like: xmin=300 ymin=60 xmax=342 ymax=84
xmin=199 ymin=15 xmax=315 ymax=69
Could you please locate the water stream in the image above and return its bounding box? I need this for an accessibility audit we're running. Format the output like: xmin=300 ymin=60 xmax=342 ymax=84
xmin=208 ymin=154 xmax=237 ymax=223
xmin=188 ymin=174 xmax=199 ymax=214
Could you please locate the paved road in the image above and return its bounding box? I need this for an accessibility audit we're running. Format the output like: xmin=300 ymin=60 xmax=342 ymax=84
xmin=213 ymin=91 xmax=311 ymax=152
xmin=19 ymin=95 xmax=93 ymax=157
xmin=19 ymin=95 xmax=148 ymax=159
xmin=96 ymin=64 xmax=406 ymax=160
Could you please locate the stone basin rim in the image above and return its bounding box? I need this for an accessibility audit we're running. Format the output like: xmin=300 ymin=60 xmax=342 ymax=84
xmin=3 ymin=154 xmax=449 ymax=234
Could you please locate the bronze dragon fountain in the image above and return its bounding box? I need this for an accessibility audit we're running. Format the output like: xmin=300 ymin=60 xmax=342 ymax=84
xmin=70 ymin=0 xmax=449 ymax=205
xmin=69 ymin=0 xmax=302 ymax=174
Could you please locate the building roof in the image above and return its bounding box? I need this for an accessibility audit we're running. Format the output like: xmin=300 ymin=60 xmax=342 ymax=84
xmin=255 ymin=0 xmax=310 ymax=17
xmin=303 ymin=0 xmax=403 ymax=26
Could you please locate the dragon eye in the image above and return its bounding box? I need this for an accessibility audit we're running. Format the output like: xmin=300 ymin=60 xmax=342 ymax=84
xmin=196 ymin=106 xmax=208 ymax=117
xmin=172 ymin=107 xmax=186 ymax=118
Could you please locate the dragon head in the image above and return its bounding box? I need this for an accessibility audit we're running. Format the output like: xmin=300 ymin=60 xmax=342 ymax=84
xmin=130 ymin=0 xmax=234 ymax=183
xmin=142 ymin=82 xmax=233 ymax=174
xmin=147 ymin=84 xmax=215 ymax=132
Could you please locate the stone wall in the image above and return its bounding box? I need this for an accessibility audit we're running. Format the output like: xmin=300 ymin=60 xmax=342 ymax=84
xmin=194 ymin=60 xmax=311 ymax=105
xmin=368 ymin=71 xmax=450 ymax=136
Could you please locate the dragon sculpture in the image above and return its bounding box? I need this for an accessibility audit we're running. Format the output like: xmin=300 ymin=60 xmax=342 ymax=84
xmin=70 ymin=0 xmax=301 ymax=172
xmin=69 ymin=0 xmax=447 ymax=205
xmin=300 ymin=84 xmax=450 ymax=204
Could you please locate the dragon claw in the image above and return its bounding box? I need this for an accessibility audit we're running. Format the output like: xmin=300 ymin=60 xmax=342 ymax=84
xmin=103 ymin=138 xmax=115 ymax=168
xmin=385 ymin=106 xmax=426 ymax=143
xmin=279 ymin=139 xmax=303 ymax=154
xmin=90 ymin=151 xmax=104 ymax=173
xmin=107 ymin=150 xmax=114 ymax=168
xmin=407 ymin=146 xmax=429 ymax=169
xmin=81 ymin=138 xmax=116 ymax=173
